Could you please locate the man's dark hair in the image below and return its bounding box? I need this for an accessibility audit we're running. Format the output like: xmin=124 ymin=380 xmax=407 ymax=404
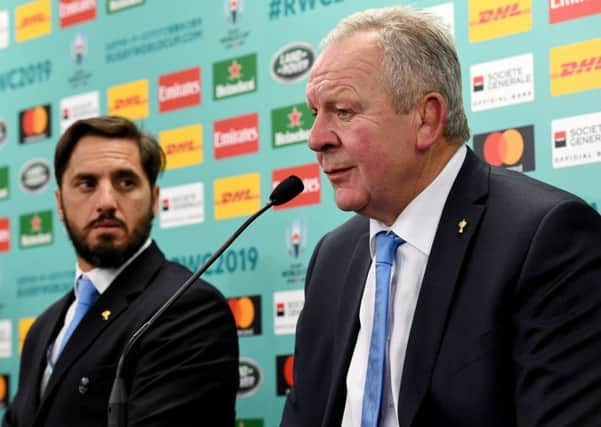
xmin=54 ymin=115 xmax=166 ymax=187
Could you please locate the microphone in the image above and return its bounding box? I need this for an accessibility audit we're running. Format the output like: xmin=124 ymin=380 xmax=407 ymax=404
xmin=107 ymin=175 xmax=304 ymax=426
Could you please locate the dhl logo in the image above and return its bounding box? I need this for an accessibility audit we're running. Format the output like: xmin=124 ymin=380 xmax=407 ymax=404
xmin=112 ymin=95 xmax=145 ymax=110
xmin=165 ymin=140 xmax=197 ymax=155
xmin=160 ymin=124 xmax=203 ymax=170
xmin=18 ymin=12 xmax=46 ymax=29
xmin=107 ymin=79 xmax=149 ymax=120
xmin=471 ymin=3 xmax=530 ymax=26
xmin=468 ymin=0 xmax=531 ymax=43
xmin=220 ymin=189 xmax=256 ymax=204
xmin=15 ymin=0 xmax=51 ymax=43
xmin=550 ymin=38 xmax=601 ymax=96
xmin=552 ymin=56 xmax=601 ymax=78
xmin=214 ymin=173 xmax=261 ymax=220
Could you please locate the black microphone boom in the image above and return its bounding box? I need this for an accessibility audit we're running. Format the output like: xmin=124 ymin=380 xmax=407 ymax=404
xmin=107 ymin=175 xmax=304 ymax=426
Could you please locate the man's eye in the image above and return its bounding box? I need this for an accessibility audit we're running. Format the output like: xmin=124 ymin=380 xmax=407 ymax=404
xmin=119 ymin=179 xmax=135 ymax=189
xmin=77 ymin=179 xmax=95 ymax=190
xmin=336 ymin=109 xmax=352 ymax=119
xmin=310 ymin=108 xmax=318 ymax=118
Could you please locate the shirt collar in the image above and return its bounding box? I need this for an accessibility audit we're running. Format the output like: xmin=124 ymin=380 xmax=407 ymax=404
xmin=369 ymin=145 xmax=466 ymax=258
xmin=74 ymin=237 xmax=152 ymax=296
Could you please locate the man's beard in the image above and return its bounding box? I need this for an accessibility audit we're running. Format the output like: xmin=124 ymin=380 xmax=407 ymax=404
xmin=62 ymin=207 xmax=154 ymax=269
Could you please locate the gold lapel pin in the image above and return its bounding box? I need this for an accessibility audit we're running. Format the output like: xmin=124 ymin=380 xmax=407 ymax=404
xmin=458 ymin=218 xmax=468 ymax=234
xmin=101 ymin=310 xmax=111 ymax=321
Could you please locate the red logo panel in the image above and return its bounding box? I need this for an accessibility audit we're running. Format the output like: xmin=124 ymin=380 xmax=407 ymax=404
xmin=158 ymin=67 xmax=201 ymax=113
xmin=549 ymin=0 xmax=601 ymax=24
xmin=214 ymin=113 xmax=259 ymax=159
xmin=60 ymin=0 xmax=96 ymax=28
xmin=272 ymin=163 xmax=321 ymax=210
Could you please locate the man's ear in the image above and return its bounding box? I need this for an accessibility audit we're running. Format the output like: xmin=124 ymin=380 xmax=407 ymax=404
xmin=151 ymin=185 xmax=160 ymax=217
xmin=415 ymin=92 xmax=447 ymax=151
xmin=55 ymin=189 xmax=65 ymax=221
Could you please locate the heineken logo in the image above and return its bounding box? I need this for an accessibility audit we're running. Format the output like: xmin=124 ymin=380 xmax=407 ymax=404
xmin=19 ymin=210 xmax=53 ymax=248
xmin=213 ymin=53 xmax=257 ymax=100
xmin=0 ymin=166 xmax=8 ymax=200
xmin=271 ymin=103 xmax=314 ymax=148
xmin=238 ymin=357 xmax=262 ymax=397
xmin=19 ymin=159 xmax=51 ymax=193
xmin=271 ymin=42 xmax=315 ymax=83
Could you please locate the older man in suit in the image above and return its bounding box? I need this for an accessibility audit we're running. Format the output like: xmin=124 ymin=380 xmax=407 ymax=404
xmin=3 ymin=116 xmax=239 ymax=427
xmin=280 ymin=6 xmax=601 ymax=427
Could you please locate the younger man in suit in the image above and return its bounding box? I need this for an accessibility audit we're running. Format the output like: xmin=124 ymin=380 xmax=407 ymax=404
xmin=3 ymin=116 xmax=239 ymax=427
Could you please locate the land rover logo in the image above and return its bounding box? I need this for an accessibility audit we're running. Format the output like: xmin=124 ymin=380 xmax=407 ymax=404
xmin=271 ymin=42 xmax=315 ymax=83
xmin=20 ymin=159 xmax=51 ymax=193
xmin=238 ymin=357 xmax=262 ymax=397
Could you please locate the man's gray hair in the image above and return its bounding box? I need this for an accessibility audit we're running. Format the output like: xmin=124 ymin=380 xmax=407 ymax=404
xmin=321 ymin=6 xmax=470 ymax=142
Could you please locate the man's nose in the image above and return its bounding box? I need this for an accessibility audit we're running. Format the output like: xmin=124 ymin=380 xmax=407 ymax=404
xmin=307 ymin=114 xmax=338 ymax=152
xmin=95 ymin=182 xmax=118 ymax=211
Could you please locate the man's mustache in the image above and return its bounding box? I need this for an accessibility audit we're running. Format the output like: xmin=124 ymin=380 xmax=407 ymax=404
xmin=86 ymin=212 xmax=127 ymax=231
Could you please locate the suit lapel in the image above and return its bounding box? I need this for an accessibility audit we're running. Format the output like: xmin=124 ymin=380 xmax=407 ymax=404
xmin=398 ymin=150 xmax=489 ymax=427
xmin=38 ymin=242 xmax=164 ymax=409
xmin=322 ymin=226 xmax=371 ymax=427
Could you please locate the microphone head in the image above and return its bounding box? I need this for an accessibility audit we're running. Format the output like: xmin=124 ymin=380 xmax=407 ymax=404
xmin=270 ymin=175 xmax=304 ymax=206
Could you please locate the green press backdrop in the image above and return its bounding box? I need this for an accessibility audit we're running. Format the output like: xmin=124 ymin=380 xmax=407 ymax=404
xmin=0 ymin=0 xmax=600 ymax=425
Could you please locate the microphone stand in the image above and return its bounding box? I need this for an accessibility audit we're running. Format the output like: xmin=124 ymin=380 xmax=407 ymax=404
xmin=107 ymin=202 xmax=272 ymax=426
xmin=107 ymin=174 xmax=303 ymax=426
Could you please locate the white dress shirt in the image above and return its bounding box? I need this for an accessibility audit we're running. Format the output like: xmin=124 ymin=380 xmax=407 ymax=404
xmin=341 ymin=145 xmax=466 ymax=427
xmin=40 ymin=237 xmax=152 ymax=395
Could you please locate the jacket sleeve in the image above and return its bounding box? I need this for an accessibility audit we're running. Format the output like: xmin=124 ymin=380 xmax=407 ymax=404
xmin=126 ymin=282 xmax=239 ymax=427
xmin=512 ymin=200 xmax=601 ymax=426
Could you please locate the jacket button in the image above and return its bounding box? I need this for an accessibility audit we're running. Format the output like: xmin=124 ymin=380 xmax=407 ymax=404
xmin=79 ymin=376 xmax=90 ymax=394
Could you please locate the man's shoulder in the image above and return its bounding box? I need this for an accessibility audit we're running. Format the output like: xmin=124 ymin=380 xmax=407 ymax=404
xmin=319 ymin=214 xmax=369 ymax=249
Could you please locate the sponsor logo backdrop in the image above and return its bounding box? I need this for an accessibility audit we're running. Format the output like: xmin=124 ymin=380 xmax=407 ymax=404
xmin=0 ymin=1 xmax=599 ymax=424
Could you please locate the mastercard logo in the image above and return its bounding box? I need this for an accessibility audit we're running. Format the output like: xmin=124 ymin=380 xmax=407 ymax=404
xmin=19 ymin=105 xmax=51 ymax=143
xmin=282 ymin=355 xmax=294 ymax=386
xmin=21 ymin=106 xmax=49 ymax=135
xmin=276 ymin=354 xmax=294 ymax=395
xmin=228 ymin=295 xmax=261 ymax=335
xmin=0 ymin=374 xmax=8 ymax=406
xmin=473 ymin=125 xmax=535 ymax=172
xmin=482 ymin=129 xmax=523 ymax=166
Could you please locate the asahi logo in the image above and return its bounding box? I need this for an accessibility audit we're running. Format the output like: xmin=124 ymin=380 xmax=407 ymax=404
xmin=238 ymin=358 xmax=262 ymax=397
xmin=271 ymin=42 xmax=315 ymax=83
xmin=19 ymin=159 xmax=51 ymax=193
xmin=213 ymin=53 xmax=257 ymax=100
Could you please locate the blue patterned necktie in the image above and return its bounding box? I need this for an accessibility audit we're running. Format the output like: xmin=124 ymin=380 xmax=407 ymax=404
xmin=57 ymin=276 xmax=99 ymax=357
xmin=361 ymin=231 xmax=404 ymax=427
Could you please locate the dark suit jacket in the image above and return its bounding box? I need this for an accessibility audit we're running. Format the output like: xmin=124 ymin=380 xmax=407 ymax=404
xmin=3 ymin=241 xmax=239 ymax=427
xmin=281 ymin=150 xmax=601 ymax=427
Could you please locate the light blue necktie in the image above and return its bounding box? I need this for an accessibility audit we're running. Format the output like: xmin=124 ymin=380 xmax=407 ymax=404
xmin=57 ymin=276 xmax=99 ymax=357
xmin=361 ymin=231 xmax=404 ymax=427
